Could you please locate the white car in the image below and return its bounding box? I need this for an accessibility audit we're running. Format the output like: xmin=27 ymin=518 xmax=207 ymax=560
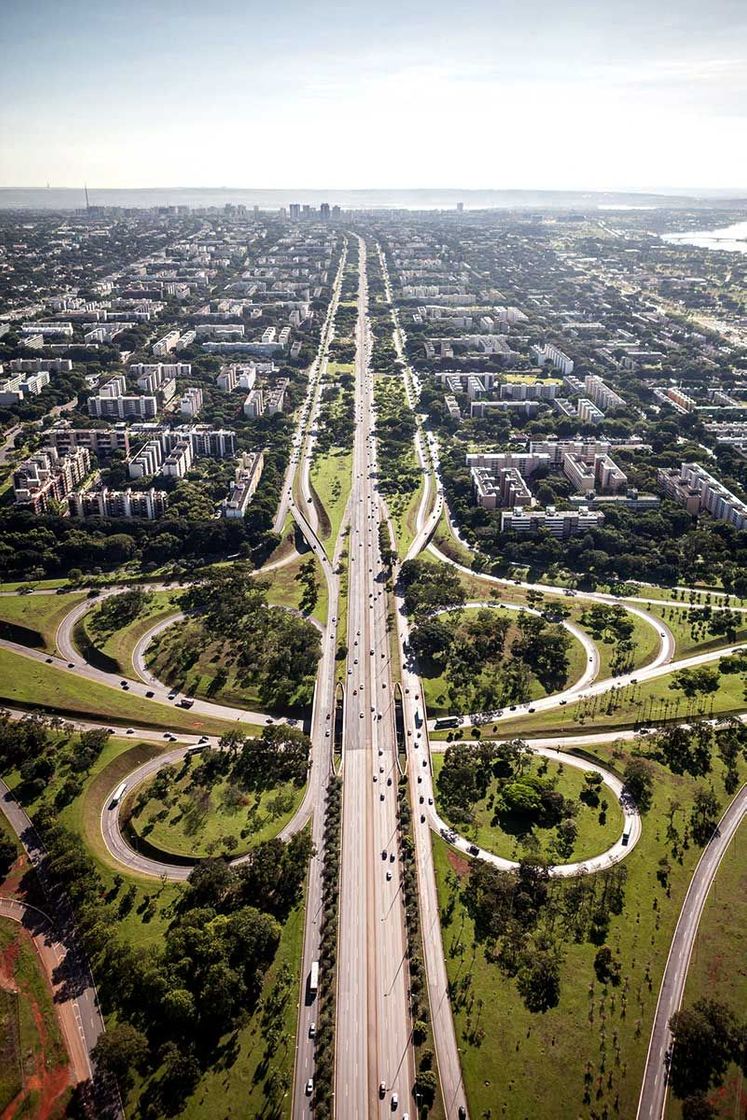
xmin=305 ymin=1078 xmax=313 ymax=1095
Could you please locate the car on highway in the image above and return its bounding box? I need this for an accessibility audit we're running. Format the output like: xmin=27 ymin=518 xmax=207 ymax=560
xmin=308 ymin=1021 xmax=316 ymax=1038
xmin=379 ymin=1081 xmax=386 ymax=1097
xmin=45 ymin=656 xmax=53 ymax=663
xmin=305 ymin=1078 xmax=313 ymax=1095
xmin=391 ymin=1093 xmax=399 ymax=1109
xmin=386 ymin=870 xmax=392 ymax=880
xmin=145 ymin=690 xmax=154 ymax=698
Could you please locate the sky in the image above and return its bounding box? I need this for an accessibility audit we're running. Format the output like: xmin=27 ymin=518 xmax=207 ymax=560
xmin=1 ymin=0 xmax=746 ymax=193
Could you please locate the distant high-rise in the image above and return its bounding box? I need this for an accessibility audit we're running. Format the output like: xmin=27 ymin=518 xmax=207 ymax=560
xmin=289 ymin=203 xmax=301 ymax=219
xmin=457 ymin=202 xmax=464 ymax=213
xmin=320 ymin=202 xmax=330 ymax=220
xmin=332 ymin=204 xmax=341 ymax=219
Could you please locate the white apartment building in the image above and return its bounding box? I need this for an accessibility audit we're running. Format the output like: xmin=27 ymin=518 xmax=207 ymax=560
xmin=577 ymin=398 xmax=605 ymax=425
xmin=584 ymin=374 xmax=626 ymax=411
xmin=128 ymin=440 xmax=163 ymax=479
xmin=179 ymin=386 xmax=203 ymax=417
xmin=243 ymin=388 xmax=264 ymax=418
xmin=530 ymin=343 xmax=574 ymax=375
xmin=69 ymin=487 xmax=168 ymax=520
xmin=88 ymin=376 xmax=158 ymax=420
xmin=658 ymin=463 xmax=747 ymax=530
xmin=220 ymin=452 xmax=264 ymax=518
xmin=161 ymin=440 xmax=193 ymax=478
xmin=501 ymin=504 xmax=605 ymax=537
xmin=153 ymin=330 xmax=181 ymax=356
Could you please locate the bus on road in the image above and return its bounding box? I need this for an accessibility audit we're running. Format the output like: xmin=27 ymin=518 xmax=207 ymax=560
xmin=109 ymin=781 xmax=128 ymax=808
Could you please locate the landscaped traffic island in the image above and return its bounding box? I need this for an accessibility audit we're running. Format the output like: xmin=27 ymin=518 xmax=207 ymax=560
xmin=123 ymin=726 xmax=310 ymax=861
xmin=432 ymin=745 xmax=623 ymax=864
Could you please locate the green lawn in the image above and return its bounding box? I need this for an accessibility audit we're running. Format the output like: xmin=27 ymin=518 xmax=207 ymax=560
xmin=432 ymin=745 xmax=747 ymax=1120
xmin=432 ymin=752 xmax=623 ymax=863
xmin=311 ymin=448 xmax=352 ymax=556
xmin=431 ymin=511 xmax=474 ymax=568
xmin=262 ymin=550 xmax=328 ymax=627
xmin=643 ymin=602 xmax=747 ymax=659
xmin=494 ymin=658 xmax=747 ymax=737
xmin=126 ymin=759 xmax=305 ymax=860
xmin=80 ymin=590 xmax=181 ymax=679
xmin=419 ymin=607 xmax=588 ymax=718
xmin=0 ymin=591 xmax=87 ymax=652
xmin=667 ymin=818 xmax=746 ymax=1120
xmin=127 ymin=901 xmax=305 ymax=1119
xmin=146 ymin=618 xmax=315 ymax=716
xmin=391 ymin=476 xmax=424 ymax=559
xmin=0 ymin=646 xmax=239 ymax=736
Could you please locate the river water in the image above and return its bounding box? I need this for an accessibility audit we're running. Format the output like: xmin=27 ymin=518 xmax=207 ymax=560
xmin=662 ymin=220 xmax=747 ymax=254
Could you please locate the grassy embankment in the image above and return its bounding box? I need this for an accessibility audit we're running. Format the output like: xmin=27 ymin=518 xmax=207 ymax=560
xmin=420 ymin=606 xmax=589 ymax=718
xmin=77 ymin=590 xmax=181 ymax=678
xmin=2 ymin=730 xmax=306 ymax=1117
xmin=0 ymin=646 xmax=238 ymax=736
xmin=0 ymin=590 xmax=87 ymax=653
xmin=492 ymin=659 xmax=747 ymax=739
xmin=433 ymin=744 xmax=747 ymax=1119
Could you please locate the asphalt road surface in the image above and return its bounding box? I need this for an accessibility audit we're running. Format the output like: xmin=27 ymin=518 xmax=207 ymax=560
xmin=334 ymin=237 xmax=415 ymax=1118
xmin=636 ymin=785 xmax=747 ymax=1120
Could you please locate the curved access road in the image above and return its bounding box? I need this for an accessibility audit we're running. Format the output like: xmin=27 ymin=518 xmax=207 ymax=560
xmin=636 ymin=785 xmax=747 ymax=1120
xmin=427 ymin=739 xmax=641 ymax=877
xmin=425 ymin=634 xmax=745 ymax=734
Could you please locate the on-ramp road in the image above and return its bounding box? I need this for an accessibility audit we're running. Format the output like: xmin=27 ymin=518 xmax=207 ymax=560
xmin=636 ymin=785 xmax=747 ymax=1120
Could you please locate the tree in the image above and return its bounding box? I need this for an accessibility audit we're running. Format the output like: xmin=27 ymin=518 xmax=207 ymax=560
xmin=414 ymin=1068 xmax=438 ymax=1107
xmin=623 ymin=758 xmax=654 ymax=812
xmin=689 ymin=788 xmax=721 ymax=845
xmin=517 ymin=950 xmax=561 ymax=1011
xmin=92 ymin=1023 xmax=148 ymax=1088
xmin=681 ymin=1095 xmax=717 ymax=1120
xmin=668 ymin=999 xmax=743 ymax=1099
xmin=0 ymin=834 xmax=16 ymax=875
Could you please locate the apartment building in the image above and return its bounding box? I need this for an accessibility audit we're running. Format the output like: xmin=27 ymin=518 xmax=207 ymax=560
xmin=577 ymin=398 xmax=605 ymax=425
xmin=530 ymin=343 xmax=574 ymax=375
xmin=658 ymin=463 xmax=747 ymax=530
xmin=220 ymin=451 xmax=264 ymax=518
xmin=563 ymin=452 xmax=628 ymax=495
xmin=584 ymin=375 xmax=626 ymax=411
xmin=153 ymin=330 xmax=181 ymax=356
xmin=243 ymin=388 xmax=264 ymax=418
xmin=45 ymin=423 xmax=131 ymax=459
xmin=9 ymin=358 xmax=72 ymax=373
xmin=500 ymin=381 xmax=558 ymax=401
xmin=13 ymin=446 xmax=91 ymax=514
xmin=501 ymin=504 xmax=605 ymax=537
xmin=88 ymin=376 xmax=158 ymax=420
xmin=179 ymin=386 xmax=203 ymax=417
xmin=0 ymin=370 xmax=50 ymax=404
xmin=161 ymin=440 xmax=193 ymax=479
xmin=128 ymin=440 xmax=163 ymax=479
xmin=69 ymin=486 xmax=168 ymax=520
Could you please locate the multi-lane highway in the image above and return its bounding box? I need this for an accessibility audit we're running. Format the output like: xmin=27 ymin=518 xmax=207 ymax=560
xmin=334 ymin=237 xmax=414 ymax=1117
